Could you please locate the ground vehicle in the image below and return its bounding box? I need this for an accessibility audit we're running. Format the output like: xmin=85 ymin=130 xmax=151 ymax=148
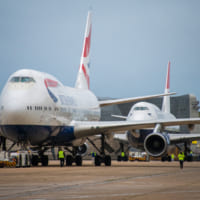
xmin=10 ymin=150 xmax=31 ymax=167
xmin=129 ymin=151 xmax=148 ymax=161
xmin=0 ymin=151 xmax=16 ymax=167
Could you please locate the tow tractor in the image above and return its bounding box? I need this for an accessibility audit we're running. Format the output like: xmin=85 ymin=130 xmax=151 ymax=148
xmin=0 ymin=151 xmax=16 ymax=168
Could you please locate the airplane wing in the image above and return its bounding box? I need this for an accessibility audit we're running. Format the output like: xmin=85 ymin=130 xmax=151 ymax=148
xmin=169 ymin=133 xmax=200 ymax=143
xmin=113 ymin=131 xmax=200 ymax=145
xmin=98 ymin=92 xmax=176 ymax=107
xmin=72 ymin=118 xmax=200 ymax=139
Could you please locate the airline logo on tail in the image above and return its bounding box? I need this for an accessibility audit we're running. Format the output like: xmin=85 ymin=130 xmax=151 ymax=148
xmin=162 ymin=61 xmax=171 ymax=113
xmin=166 ymin=61 xmax=170 ymax=91
xmin=81 ymin=25 xmax=91 ymax=88
xmin=75 ymin=12 xmax=92 ymax=90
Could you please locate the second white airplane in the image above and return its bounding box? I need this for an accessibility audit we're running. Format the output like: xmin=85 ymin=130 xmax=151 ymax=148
xmin=114 ymin=61 xmax=200 ymax=159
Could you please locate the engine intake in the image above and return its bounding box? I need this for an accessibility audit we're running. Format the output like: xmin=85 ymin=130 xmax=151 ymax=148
xmin=77 ymin=143 xmax=89 ymax=157
xmin=144 ymin=133 xmax=169 ymax=157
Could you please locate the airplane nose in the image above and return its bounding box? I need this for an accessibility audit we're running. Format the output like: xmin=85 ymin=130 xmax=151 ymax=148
xmin=0 ymin=90 xmax=29 ymax=124
xmin=131 ymin=112 xmax=153 ymax=121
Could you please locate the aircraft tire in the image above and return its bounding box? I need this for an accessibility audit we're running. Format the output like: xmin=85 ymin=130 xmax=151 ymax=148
xmin=168 ymin=156 xmax=171 ymax=162
xmin=124 ymin=156 xmax=128 ymax=161
xmin=32 ymin=155 xmax=39 ymax=166
xmin=66 ymin=155 xmax=73 ymax=166
xmin=104 ymin=155 xmax=111 ymax=166
xmin=75 ymin=155 xmax=82 ymax=166
xmin=161 ymin=156 xmax=166 ymax=162
xmin=117 ymin=155 xmax=121 ymax=161
xmin=41 ymin=155 xmax=49 ymax=166
xmin=95 ymin=155 xmax=101 ymax=166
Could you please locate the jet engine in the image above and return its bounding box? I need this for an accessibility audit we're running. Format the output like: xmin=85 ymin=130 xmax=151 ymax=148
xmin=77 ymin=143 xmax=89 ymax=157
xmin=144 ymin=133 xmax=170 ymax=157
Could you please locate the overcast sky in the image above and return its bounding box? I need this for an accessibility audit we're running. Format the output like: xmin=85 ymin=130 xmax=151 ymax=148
xmin=0 ymin=0 xmax=200 ymax=102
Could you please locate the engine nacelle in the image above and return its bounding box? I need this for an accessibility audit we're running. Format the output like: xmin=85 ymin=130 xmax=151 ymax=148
xmin=77 ymin=143 xmax=89 ymax=157
xmin=144 ymin=133 xmax=170 ymax=157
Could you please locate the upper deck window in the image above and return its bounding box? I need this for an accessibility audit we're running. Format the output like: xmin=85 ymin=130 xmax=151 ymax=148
xmin=10 ymin=76 xmax=35 ymax=83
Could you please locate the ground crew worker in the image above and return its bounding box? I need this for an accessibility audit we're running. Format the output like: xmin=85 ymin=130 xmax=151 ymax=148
xmin=178 ymin=152 xmax=185 ymax=169
xmin=91 ymin=151 xmax=96 ymax=158
xmin=121 ymin=151 xmax=125 ymax=161
xmin=171 ymin=153 xmax=175 ymax=161
xmin=58 ymin=148 xmax=65 ymax=167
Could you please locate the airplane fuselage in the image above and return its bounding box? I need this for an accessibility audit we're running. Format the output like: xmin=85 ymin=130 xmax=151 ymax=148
xmin=0 ymin=69 xmax=100 ymax=146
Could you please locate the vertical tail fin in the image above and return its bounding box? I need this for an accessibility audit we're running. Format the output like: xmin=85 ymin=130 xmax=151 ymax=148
xmin=162 ymin=61 xmax=171 ymax=113
xmin=75 ymin=12 xmax=92 ymax=90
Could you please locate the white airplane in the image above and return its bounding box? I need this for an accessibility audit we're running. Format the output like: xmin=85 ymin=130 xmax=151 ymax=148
xmin=0 ymin=12 xmax=200 ymax=167
xmin=114 ymin=61 xmax=200 ymax=160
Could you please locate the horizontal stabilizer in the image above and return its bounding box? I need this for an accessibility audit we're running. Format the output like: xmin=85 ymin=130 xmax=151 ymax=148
xmin=111 ymin=115 xmax=127 ymax=120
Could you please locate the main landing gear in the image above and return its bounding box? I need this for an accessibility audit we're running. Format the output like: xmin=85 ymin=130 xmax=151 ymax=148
xmin=0 ymin=136 xmax=7 ymax=151
xmin=87 ymin=134 xmax=112 ymax=166
xmin=64 ymin=147 xmax=83 ymax=166
xmin=31 ymin=147 xmax=49 ymax=167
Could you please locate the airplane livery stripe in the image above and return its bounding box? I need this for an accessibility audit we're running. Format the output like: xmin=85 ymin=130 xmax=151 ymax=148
xmin=83 ymin=26 xmax=92 ymax=58
xmin=44 ymin=79 xmax=58 ymax=102
xmin=82 ymin=64 xmax=90 ymax=89
xmin=166 ymin=61 xmax=170 ymax=89
xmin=44 ymin=79 xmax=58 ymax=88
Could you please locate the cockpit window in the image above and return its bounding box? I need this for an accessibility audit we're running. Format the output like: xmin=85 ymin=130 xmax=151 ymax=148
xmin=10 ymin=77 xmax=20 ymax=82
xmin=10 ymin=76 xmax=35 ymax=83
xmin=21 ymin=77 xmax=35 ymax=83
xmin=134 ymin=107 xmax=149 ymax=111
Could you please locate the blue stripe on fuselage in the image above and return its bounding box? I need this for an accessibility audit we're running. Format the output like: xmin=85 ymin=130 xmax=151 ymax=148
xmin=47 ymin=88 xmax=58 ymax=103
xmin=0 ymin=125 xmax=75 ymax=146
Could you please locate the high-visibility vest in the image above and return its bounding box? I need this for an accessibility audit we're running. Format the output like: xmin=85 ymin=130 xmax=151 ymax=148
xmin=91 ymin=152 xmax=96 ymax=157
xmin=171 ymin=154 xmax=175 ymax=159
xmin=121 ymin=152 xmax=125 ymax=157
xmin=59 ymin=151 xmax=65 ymax=159
xmin=178 ymin=153 xmax=184 ymax=161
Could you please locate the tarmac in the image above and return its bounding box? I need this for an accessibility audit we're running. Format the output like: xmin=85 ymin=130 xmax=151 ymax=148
xmin=1 ymin=160 xmax=200 ymax=200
